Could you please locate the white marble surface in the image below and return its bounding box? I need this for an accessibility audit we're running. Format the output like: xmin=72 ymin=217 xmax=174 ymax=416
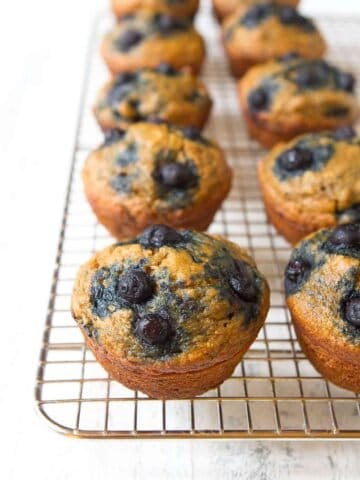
xmin=1 ymin=1 xmax=360 ymax=479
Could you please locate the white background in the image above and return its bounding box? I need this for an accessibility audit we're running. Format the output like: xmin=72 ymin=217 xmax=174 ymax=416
xmin=1 ymin=1 xmax=360 ymax=479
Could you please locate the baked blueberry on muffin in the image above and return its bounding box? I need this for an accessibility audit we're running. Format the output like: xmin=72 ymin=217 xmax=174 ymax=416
xmin=101 ymin=12 xmax=205 ymax=74
xmin=222 ymin=4 xmax=326 ymax=77
xmin=71 ymin=227 xmax=270 ymax=398
xmin=94 ymin=65 xmax=212 ymax=131
xmin=213 ymin=0 xmax=299 ymax=22
xmin=238 ymin=57 xmax=359 ymax=148
xmin=111 ymin=0 xmax=199 ymax=20
xmin=82 ymin=123 xmax=232 ymax=239
xmin=285 ymin=224 xmax=360 ymax=392
xmin=258 ymin=128 xmax=360 ymax=244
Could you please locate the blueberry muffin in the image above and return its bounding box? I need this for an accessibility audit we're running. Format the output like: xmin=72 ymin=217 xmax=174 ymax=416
xmin=101 ymin=12 xmax=205 ymax=74
xmin=238 ymin=57 xmax=359 ymax=148
xmin=258 ymin=127 xmax=360 ymax=244
xmin=94 ymin=65 xmax=212 ymax=131
xmin=213 ymin=0 xmax=299 ymax=22
xmin=223 ymin=4 xmax=326 ymax=77
xmin=82 ymin=123 xmax=232 ymax=240
xmin=71 ymin=226 xmax=270 ymax=399
xmin=285 ymin=223 xmax=360 ymax=392
xmin=111 ymin=0 xmax=199 ymax=20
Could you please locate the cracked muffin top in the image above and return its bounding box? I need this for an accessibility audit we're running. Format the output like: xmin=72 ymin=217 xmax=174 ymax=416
xmin=223 ymin=4 xmax=326 ymax=66
xmin=72 ymin=226 xmax=270 ymax=368
xmin=111 ymin=0 xmax=199 ymax=20
xmin=101 ymin=12 xmax=205 ymax=74
xmin=239 ymin=57 xmax=359 ymax=132
xmin=94 ymin=65 xmax=212 ymax=131
xmin=258 ymin=127 xmax=360 ymax=230
xmin=285 ymin=223 xmax=360 ymax=349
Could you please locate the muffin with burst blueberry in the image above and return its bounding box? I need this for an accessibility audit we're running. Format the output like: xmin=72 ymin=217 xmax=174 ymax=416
xmin=238 ymin=57 xmax=359 ymax=148
xmin=94 ymin=65 xmax=212 ymax=131
xmin=285 ymin=223 xmax=360 ymax=392
xmin=71 ymin=225 xmax=270 ymax=398
xmin=258 ymin=127 xmax=360 ymax=244
xmin=222 ymin=4 xmax=325 ymax=77
xmin=213 ymin=0 xmax=299 ymax=22
xmin=82 ymin=122 xmax=232 ymax=240
xmin=111 ymin=0 xmax=199 ymax=20
xmin=101 ymin=12 xmax=205 ymax=74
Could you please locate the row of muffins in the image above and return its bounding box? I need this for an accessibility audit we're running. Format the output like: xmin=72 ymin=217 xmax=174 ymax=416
xmin=71 ymin=0 xmax=360 ymax=399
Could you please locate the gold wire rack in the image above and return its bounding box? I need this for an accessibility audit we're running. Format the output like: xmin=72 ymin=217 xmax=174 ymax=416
xmin=35 ymin=3 xmax=360 ymax=439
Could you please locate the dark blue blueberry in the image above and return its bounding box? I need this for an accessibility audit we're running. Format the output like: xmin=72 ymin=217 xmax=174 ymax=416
xmin=295 ymin=63 xmax=328 ymax=88
xmin=248 ymin=87 xmax=269 ymax=111
xmin=156 ymin=162 xmax=197 ymax=189
xmin=118 ymin=270 xmax=153 ymax=303
xmin=284 ymin=258 xmax=312 ymax=295
xmin=278 ymin=7 xmax=314 ymax=30
xmin=335 ymin=72 xmax=355 ymax=92
xmin=139 ymin=224 xmax=183 ymax=248
xmin=103 ymin=129 xmax=126 ymax=146
xmin=182 ymin=126 xmax=203 ymax=141
xmin=328 ymin=223 xmax=360 ymax=249
xmin=333 ymin=126 xmax=356 ymax=141
xmin=278 ymin=51 xmax=300 ymax=62
xmin=116 ymin=29 xmax=144 ymax=51
xmin=135 ymin=313 xmax=173 ymax=346
xmin=116 ymin=72 xmax=136 ymax=84
xmin=156 ymin=14 xmax=186 ymax=34
xmin=229 ymin=260 xmax=257 ymax=302
xmin=343 ymin=295 xmax=360 ymax=328
xmin=241 ymin=4 xmax=272 ymax=28
xmin=278 ymin=147 xmax=313 ymax=172
xmin=111 ymin=173 xmax=132 ymax=193
xmin=156 ymin=63 xmax=178 ymax=75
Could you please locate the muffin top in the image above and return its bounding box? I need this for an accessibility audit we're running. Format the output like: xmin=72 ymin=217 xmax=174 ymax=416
xmin=285 ymin=224 xmax=360 ymax=351
xmin=112 ymin=0 xmax=199 ymax=19
xmin=83 ymin=122 xmax=231 ymax=216
xmin=240 ymin=57 xmax=359 ymax=128
xmin=223 ymin=4 xmax=325 ymax=61
xmin=94 ymin=65 xmax=212 ymax=130
xmin=214 ymin=0 xmax=300 ymax=20
xmin=102 ymin=12 xmax=204 ymax=59
xmin=72 ymin=226 xmax=269 ymax=368
xmin=258 ymin=127 xmax=360 ymax=228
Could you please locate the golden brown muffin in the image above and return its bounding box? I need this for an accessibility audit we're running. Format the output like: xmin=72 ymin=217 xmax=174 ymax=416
xmin=101 ymin=12 xmax=205 ymax=74
xmin=285 ymin=224 xmax=360 ymax=392
xmin=72 ymin=226 xmax=270 ymax=399
xmin=238 ymin=57 xmax=359 ymax=148
xmin=213 ymin=0 xmax=300 ymax=22
xmin=111 ymin=0 xmax=199 ymax=20
xmin=82 ymin=123 xmax=232 ymax=240
xmin=258 ymin=127 xmax=360 ymax=244
xmin=94 ymin=65 xmax=212 ymax=131
xmin=223 ymin=4 xmax=326 ymax=77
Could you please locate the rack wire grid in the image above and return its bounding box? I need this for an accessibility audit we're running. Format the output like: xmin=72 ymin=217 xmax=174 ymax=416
xmin=35 ymin=3 xmax=360 ymax=439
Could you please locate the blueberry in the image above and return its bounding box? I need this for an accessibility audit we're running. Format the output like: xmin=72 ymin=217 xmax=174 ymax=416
xmin=229 ymin=260 xmax=257 ymax=302
xmin=336 ymin=72 xmax=355 ymax=92
xmin=156 ymin=63 xmax=178 ymax=75
xmin=156 ymin=162 xmax=196 ymax=189
xmin=157 ymin=14 xmax=184 ymax=34
xmin=117 ymin=29 xmax=144 ymax=51
xmin=139 ymin=224 xmax=183 ymax=248
xmin=103 ymin=129 xmax=126 ymax=146
xmin=135 ymin=313 xmax=173 ymax=346
xmin=343 ymin=296 xmax=360 ymax=328
xmin=241 ymin=4 xmax=272 ymax=28
xmin=118 ymin=270 xmax=153 ymax=303
xmin=285 ymin=258 xmax=312 ymax=294
xmin=279 ymin=6 xmax=298 ymax=24
xmin=182 ymin=126 xmax=202 ymax=141
xmin=278 ymin=51 xmax=300 ymax=62
xmin=107 ymin=84 xmax=130 ymax=105
xmin=295 ymin=64 xmax=327 ymax=88
xmin=248 ymin=87 xmax=269 ymax=111
xmin=333 ymin=126 xmax=356 ymax=141
xmin=116 ymin=72 xmax=136 ymax=84
xmin=278 ymin=147 xmax=313 ymax=172
xmin=328 ymin=223 xmax=360 ymax=249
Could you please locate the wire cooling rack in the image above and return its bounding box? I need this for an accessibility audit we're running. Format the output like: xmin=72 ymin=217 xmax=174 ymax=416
xmin=35 ymin=3 xmax=360 ymax=439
